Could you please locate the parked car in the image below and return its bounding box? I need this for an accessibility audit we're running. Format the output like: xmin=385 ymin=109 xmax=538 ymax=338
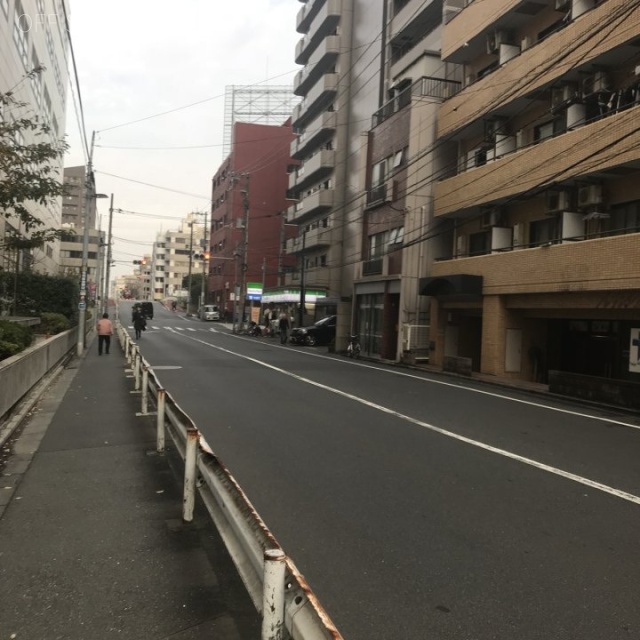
xmin=289 ymin=315 xmax=337 ymax=346
xmin=200 ymin=304 xmax=221 ymax=321
xmin=141 ymin=301 xmax=154 ymax=320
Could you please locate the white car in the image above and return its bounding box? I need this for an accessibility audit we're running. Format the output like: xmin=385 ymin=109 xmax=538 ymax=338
xmin=199 ymin=304 xmax=221 ymax=321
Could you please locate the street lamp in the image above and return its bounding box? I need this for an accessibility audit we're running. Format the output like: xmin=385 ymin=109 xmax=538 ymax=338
xmin=76 ymin=187 xmax=108 ymax=356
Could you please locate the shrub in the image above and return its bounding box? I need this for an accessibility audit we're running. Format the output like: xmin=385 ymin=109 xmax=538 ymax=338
xmin=0 ymin=320 xmax=34 ymax=360
xmin=38 ymin=312 xmax=71 ymax=335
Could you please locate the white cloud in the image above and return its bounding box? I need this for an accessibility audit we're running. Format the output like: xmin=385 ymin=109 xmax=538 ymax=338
xmin=65 ymin=0 xmax=301 ymax=281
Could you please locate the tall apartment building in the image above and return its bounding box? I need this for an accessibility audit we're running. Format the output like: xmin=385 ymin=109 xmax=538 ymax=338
xmin=424 ymin=0 xmax=640 ymax=384
xmin=352 ymin=0 xmax=463 ymax=361
xmin=288 ymin=0 xmax=384 ymax=339
xmin=150 ymin=214 xmax=205 ymax=301
xmin=0 ymin=0 xmax=70 ymax=274
xmin=209 ymin=121 xmax=296 ymax=320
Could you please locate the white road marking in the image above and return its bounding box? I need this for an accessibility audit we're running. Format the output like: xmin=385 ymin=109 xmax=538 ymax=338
xmin=175 ymin=327 xmax=185 ymax=331
xmin=152 ymin=326 xmax=160 ymax=329
xmin=176 ymin=333 xmax=640 ymax=506
xmin=187 ymin=328 xmax=196 ymax=332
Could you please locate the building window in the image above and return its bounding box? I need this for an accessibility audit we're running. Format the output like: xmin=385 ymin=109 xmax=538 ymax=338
xmin=31 ymin=48 xmax=42 ymax=107
xmin=469 ymin=231 xmax=490 ymax=256
xmin=13 ymin=1 xmax=30 ymax=68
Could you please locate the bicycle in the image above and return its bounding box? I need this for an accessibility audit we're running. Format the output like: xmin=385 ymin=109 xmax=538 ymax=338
xmin=347 ymin=334 xmax=361 ymax=359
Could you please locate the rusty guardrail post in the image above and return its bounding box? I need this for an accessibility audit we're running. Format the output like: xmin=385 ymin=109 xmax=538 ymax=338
xmin=262 ymin=549 xmax=286 ymax=640
xmin=140 ymin=365 xmax=149 ymax=414
xmin=133 ymin=349 xmax=141 ymax=391
xmin=183 ymin=428 xmax=198 ymax=522
xmin=156 ymin=388 xmax=166 ymax=453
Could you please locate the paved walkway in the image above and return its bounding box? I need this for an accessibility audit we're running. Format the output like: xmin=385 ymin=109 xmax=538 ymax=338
xmin=0 ymin=334 xmax=260 ymax=640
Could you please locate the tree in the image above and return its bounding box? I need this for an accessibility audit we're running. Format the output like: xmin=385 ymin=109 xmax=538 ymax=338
xmin=182 ymin=272 xmax=205 ymax=306
xmin=0 ymin=68 xmax=69 ymax=253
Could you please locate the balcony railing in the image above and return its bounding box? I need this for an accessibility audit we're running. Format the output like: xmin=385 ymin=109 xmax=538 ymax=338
xmin=363 ymin=258 xmax=383 ymax=276
xmin=372 ymin=76 xmax=462 ymax=128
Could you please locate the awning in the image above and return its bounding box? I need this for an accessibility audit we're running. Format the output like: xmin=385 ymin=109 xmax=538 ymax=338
xmin=419 ymin=274 xmax=483 ymax=297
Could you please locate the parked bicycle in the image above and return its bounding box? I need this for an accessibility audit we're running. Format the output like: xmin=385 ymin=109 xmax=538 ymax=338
xmin=347 ymin=334 xmax=361 ymax=359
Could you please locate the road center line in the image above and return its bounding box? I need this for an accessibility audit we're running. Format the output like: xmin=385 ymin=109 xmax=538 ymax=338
xmin=178 ymin=334 xmax=640 ymax=507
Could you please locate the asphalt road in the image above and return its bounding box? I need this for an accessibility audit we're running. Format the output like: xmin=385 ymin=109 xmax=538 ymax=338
xmin=121 ymin=302 xmax=640 ymax=640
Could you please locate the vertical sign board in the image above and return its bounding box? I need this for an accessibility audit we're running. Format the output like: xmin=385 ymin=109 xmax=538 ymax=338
xmin=630 ymin=328 xmax=640 ymax=374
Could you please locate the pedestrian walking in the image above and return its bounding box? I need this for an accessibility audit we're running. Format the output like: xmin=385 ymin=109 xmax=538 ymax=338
xmin=96 ymin=313 xmax=113 ymax=356
xmin=133 ymin=310 xmax=147 ymax=340
xmin=278 ymin=311 xmax=290 ymax=344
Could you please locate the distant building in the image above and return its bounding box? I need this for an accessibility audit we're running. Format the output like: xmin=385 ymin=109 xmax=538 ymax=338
xmin=150 ymin=214 xmax=205 ymax=301
xmin=59 ymin=166 xmax=104 ymax=305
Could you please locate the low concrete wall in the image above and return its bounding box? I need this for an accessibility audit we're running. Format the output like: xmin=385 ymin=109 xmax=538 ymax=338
xmin=0 ymin=327 xmax=78 ymax=420
xmin=548 ymin=370 xmax=640 ymax=410
xmin=443 ymin=355 xmax=472 ymax=376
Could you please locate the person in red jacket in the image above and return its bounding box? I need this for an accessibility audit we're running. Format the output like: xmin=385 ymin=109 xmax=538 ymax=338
xmin=96 ymin=313 xmax=114 ymax=356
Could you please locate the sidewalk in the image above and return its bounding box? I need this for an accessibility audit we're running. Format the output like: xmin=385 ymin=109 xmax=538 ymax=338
xmin=0 ymin=335 xmax=260 ymax=640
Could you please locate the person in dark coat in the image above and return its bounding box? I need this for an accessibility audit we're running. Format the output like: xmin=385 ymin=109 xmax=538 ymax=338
xmin=133 ymin=310 xmax=147 ymax=340
xmin=278 ymin=312 xmax=290 ymax=344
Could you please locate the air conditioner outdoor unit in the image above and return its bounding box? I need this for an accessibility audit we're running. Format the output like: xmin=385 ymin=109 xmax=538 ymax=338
xmin=520 ymin=36 xmax=533 ymax=51
xmin=464 ymin=73 xmax=476 ymax=87
xmin=486 ymin=30 xmax=509 ymax=55
xmin=578 ymin=184 xmax=604 ymax=207
xmin=512 ymin=222 xmax=529 ymax=247
xmin=456 ymin=234 xmax=467 ymax=256
xmin=481 ymin=208 xmax=504 ymax=228
xmin=546 ymin=190 xmax=571 ymax=214
xmin=551 ymin=84 xmax=577 ymax=111
xmin=555 ymin=0 xmax=570 ymax=10
xmin=484 ymin=117 xmax=507 ymax=142
xmin=582 ymin=71 xmax=609 ymax=97
xmin=515 ymin=129 xmax=527 ymax=149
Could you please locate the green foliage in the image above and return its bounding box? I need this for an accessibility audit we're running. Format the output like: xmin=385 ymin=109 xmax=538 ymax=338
xmin=0 ymin=319 xmax=33 ymax=360
xmin=0 ymin=271 xmax=79 ymax=320
xmin=0 ymin=79 xmax=69 ymax=249
xmin=181 ymin=272 xmax=205 ymax=305
xmin=38 ymin=312 xmax=70 ymax=335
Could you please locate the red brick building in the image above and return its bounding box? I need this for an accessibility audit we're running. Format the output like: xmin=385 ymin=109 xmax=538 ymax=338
xmin=208 ymin=121 xmax=297 ymax=320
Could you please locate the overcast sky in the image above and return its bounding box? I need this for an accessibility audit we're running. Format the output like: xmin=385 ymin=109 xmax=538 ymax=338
xmin=64 ymin=0 xmax=301 ymax=282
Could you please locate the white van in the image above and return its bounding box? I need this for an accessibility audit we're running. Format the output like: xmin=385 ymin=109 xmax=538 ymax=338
xmin=200 ymin=304 xmax=221 ymax=321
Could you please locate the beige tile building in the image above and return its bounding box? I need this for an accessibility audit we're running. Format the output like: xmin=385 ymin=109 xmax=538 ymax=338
xmin=424 ymin=0 xmax=640 ymax=384
xmin=0 ymin=0 xmax=70 ymax=275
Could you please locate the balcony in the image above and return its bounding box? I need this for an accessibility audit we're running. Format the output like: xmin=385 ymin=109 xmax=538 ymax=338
xmin=294 ymin=35 xmax=340 ymax=96
xmin=292 ymin=73 xmax=338 ymax=128
xmin=372 ymin=76 xmax=461 ymax=128
xmin=431 ymin=231 xmax=640 ymax=296
xmin=287 ymin=189 xmax=334 ymax=224
xmin=438 ymin=0 xmax=638 ymax=138
xmin=296 ymin=0 xmax=326 ymax=34
xmin=286 ymin=226 xmax=332 ymax=255
xmin=289 ymin=149 xmax=335 ymax=191
xmin=290 ymin=111 xmax=336 ymax=159
xmin=434 ymin=105 xmax=640 ymax=217
xmin=295 ymin=0 xmax=341 ymax=64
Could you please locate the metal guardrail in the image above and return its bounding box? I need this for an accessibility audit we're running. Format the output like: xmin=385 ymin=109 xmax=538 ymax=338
xmin=116 ymin=323 xmax=342 ymax=640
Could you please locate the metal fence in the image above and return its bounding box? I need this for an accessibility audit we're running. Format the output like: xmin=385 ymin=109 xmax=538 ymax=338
xmin=117 ymin=324 xmax=342 ymax=640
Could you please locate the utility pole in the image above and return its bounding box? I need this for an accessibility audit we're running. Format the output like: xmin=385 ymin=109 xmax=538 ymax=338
xmin=200 ymin=210 xmax=208 ymax=309
xmin=103 ymin=193 xmax=114 ymax=314
xmin=240 ymin=174 xmax=250 ymax=329
xmin=186 ymin=219 xmax=194 ymax=315
xmin=77 ymin=132 xmax=106 ymax=356
xmin=298 ymin=228 xmax=306 ymax=328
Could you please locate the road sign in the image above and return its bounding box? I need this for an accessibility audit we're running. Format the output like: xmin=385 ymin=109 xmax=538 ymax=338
xmin=78 ymin=302 xmax=87 ymax=311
